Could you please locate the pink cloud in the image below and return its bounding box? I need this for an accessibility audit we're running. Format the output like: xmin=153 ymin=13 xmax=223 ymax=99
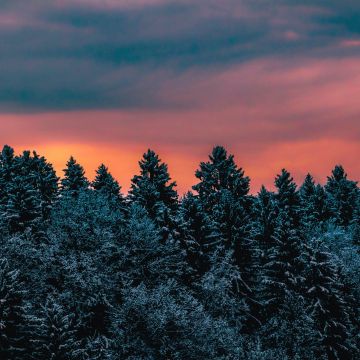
xmin=340 ymin=39 xmax=360 ymax=48
xmin=1 ymin=55 xmax=359 ymax=193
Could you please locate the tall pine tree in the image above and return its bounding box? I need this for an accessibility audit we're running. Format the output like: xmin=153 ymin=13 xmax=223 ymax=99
xmin=0 ymin=259 xmax=26 ymax=360
xmin=325 ymin=165 xmax=358 ymax=226
xmin=299 ymin=174 xmax=330 ymax=228
xmin=61 ymin=157 xmax=89 ymax=196
xmin=28 ymin=295 xmax=83 ymax=360
xmin=274 ymin=169 xmax=301 ymax=228
xmin=303 ymin=239 xmax=355 ymax=360
xmin=177 ymin=192 xmax=220 ymax=281
xmin=193 ymin=146 xmax=250 ymax=211
xmin=130 ymin=149 xmax=177 ymax=229
xmin=0 ymin=145 xmax=15 ymax=207
xmin=92 ymin=164 xmax=122 ymax=201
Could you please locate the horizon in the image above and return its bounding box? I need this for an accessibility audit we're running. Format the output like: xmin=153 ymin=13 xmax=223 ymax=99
xmin=0 ymin=1 xmax=359 ymax=192
xmin=5 ymin=142 xmax=357 ymax=195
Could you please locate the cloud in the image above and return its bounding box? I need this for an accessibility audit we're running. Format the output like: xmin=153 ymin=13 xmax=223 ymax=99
xmin=0 ymin=1 xmax=359 ymax=192
xmin=0 ymin=0 xmax=359 ymax=111
xmin=0 ymin=55 xmax=359 ymax=192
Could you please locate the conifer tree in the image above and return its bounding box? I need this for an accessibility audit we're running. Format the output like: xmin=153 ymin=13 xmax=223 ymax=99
xmin=29 ymin=151 xmax=59 ymax=220
xmin=120 ymin=204 xmax=185 ymax=288
xmin=193 ymin=146 xmax=250 ymax=211
xmin=325 ymin=165 xmax=359 ymax=226
xmin=251 ymin=186 xmax=279 ymax=321
xmin=0 ymin=259 xmax=26 ymax=360
xmin=4 ymin=173 xmax=43 ymax=235
xmin=193 ymin=147 xmax=256 ymax=326
xmin=28 ymin=295 xmax=83 ymax=360
xmin=177 ymin=192 xmax=220 ymax=280
xmin=252 ymin=186 xmax=279 ymax=254
xmin=300 ymin=174 xmax=316 ymax=208
xmin=130 ymin=149 xmax=177 ymax=226
xmin=61 ymin=157 xmax=89 ymax=196
xmin=300 ymin=174 xmax=330 ymax=228
xmin=83 ymin=335 xmax=112 ymax=360
xmin=92 ymin=164 xmax=122 ymax=201
xmin=0 ymin=145 xmax=15 ymax=207
xmin=274 ymin=169 xmax=301 ymax=228
xmin=303 ymin=239 xmax=355 ymax=360
xmin=262 ymin=227 xmax=305 ymax=320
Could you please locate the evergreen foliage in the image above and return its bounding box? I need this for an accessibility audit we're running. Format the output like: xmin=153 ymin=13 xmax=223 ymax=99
xmin=61 ymin=157 xmax=89 ymax=195
xmin=193 ymin=145 xmax=250 ymax=210
xmin=0 ymin=144 xmax=358 ymax=359
xmin=130 ymin=150 xmax=177 ymax=209
xmin=325 ymin=165 xmax=359 ymax=226
xmin=93 ymin=164 xmax=122 ymax=201
xmin=28 ymin=295 xmax=83 ymax=360
xmin=0 ymin=259 xmax=26 ymax=360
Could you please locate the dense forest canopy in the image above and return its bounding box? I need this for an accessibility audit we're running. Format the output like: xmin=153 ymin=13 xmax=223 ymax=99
xmin=0 ymin=144 xmax=359 ymax=360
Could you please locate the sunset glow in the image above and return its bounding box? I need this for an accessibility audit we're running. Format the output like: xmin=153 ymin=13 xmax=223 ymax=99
xmin=1 ymin=0 xmax=359 ymax=192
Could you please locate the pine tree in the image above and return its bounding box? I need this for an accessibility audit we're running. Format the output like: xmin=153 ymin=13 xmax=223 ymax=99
xmin=251 ymin=186 xmax=279 ymax=322
xmin=130 ymin=149 xmax=177 ymax=226
xmin=193 ymin=147 xmax=256 ymax=327
xmin=61 ymin=157 xmax=89 ymax=196
xmin=299 ymin=174 xmax=330 ymax=228
xmin=193 ymin=146 xmax=250 ymax=211
xmin=252 ymin=186 xmax=279 ymax=255
xmin=325 ymin=165 xmax=359 ymax=226
xmin=177 ymin=192 xmax=220 ymax=280
xmin=303 ymin=239 xmax=355 ymax=360
xmin=83 ymin=335 xmax=112 ymax=360
xmin=1 ymin=149 xmax=58 ymax=230
xmin=299 ymin=173 xmax=317 ymax=218
xmin=0 ymin=145 xmax=15 ymax=207
xmin=29 ymin=151 xmax=59 ymax=220
xmin=92 ymin=164 xmax=122 ymax=201
xmin=4 ymin=172 xmax=43 ymax=236
xmin=120 ymin=204 xmax=185 ymax=288
xmin=275 ymin=169 xmax=301 ymax=228
xmin=261 ymin=212 xmax=305 ymax=318
xmin=0 ymin=259 xmax=26 ymax=360
xmin=200 ymin=248 xmax=253 ymax=329
xmin=28 ymin=295 xmax=83 ymax=360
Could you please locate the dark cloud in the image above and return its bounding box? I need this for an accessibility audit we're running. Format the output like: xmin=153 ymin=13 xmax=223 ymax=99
xmin=0 ymin=0 xmax=359 ymax=111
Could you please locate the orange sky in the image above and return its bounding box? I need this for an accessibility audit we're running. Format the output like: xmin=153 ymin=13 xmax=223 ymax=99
xmin=1 ymin=2 xmax=360 ymax=194
xmin=1 ymin=56 xmax=360 ymax=193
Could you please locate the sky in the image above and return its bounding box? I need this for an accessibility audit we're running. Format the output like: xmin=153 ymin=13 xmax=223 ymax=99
xmin=0 ymin=0 xmax=359 ymax=193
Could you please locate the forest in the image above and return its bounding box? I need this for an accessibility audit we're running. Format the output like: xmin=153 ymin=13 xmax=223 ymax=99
xmin=0 ymin=144 xmax=359 ymax=360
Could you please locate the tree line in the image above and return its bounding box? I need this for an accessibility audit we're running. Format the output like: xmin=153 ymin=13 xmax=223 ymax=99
xmin=0 ymin=144 xmax=359 ymax=359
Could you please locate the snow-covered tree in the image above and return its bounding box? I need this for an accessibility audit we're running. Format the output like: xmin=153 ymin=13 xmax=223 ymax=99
xmin=4 ymin=173 xmax=43 ymax=236
xmin=92 ymin=164 xmax=122 ymax=202
xmin=112 ymin=279 xmax=244 ymax=359
xmin=252 ymin=186 xmax=279 ymax=256
xmin=0 ymin=145 xmax=15 ymax=207
xmin=28 ymin=295 xmax=83 ymax=360
xmin=83 ymin=335 xmax=113 ymax=360
xmin=48 ymin=189 xmax=122 ymax=336
xmin=60 ymin=157 xmax=89 ymax=196
xmin=130 ymin=149 xmax=178 ymax=236
xmin=261 ymin=213 xmax=305 ymax=317
xmin=274 ymin=169 xmax=301 ymax=228
xmin=303 ymin=239 xmax=355 ymax=360
xmin=0 ymin=149 xmax=58 ymax=237
xmin=193 ymin=146 xmax=250 ymax=211
xmin=27 ymin=151 xmax=59 ymax=220
xmin=177 ymin=192 xmax=220 ymax=280
xmin=299 ymin=174 xmax=330 ymax=228
xmin=0 ymin=259 xmax=26 ymax=360
xmin=325 ymin=165 xmax=359 ymax=226
xmin=119 ymin=204 xmax=185 ymax=288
